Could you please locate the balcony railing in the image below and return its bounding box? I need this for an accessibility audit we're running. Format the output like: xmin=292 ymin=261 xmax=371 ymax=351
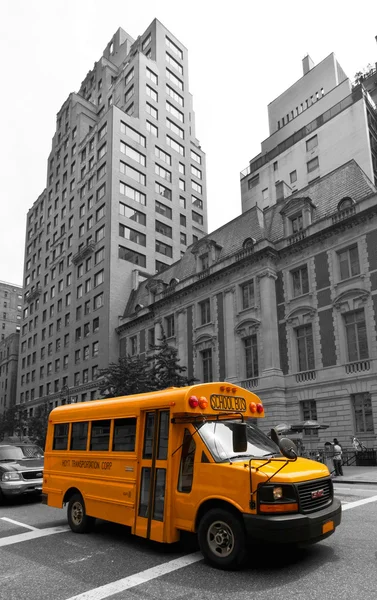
xmin=332 ymin=205 xmax=356 ymax=224
xmin=287 ymin=230 xmax=306 ymax=245
xmin=345 ymin=360 xmax=370 ymax=374
xmin=240 ymin=377 xmax=259 ymax=390
xmin=72 ymin=241 xmax=96 ymax=265
xmin=25 ymin=286 xmax=42 ymax=303
xmin=295 ymin=370 xmax=316 ymax=383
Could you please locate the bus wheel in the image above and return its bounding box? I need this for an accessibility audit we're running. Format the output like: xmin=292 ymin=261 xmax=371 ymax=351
xmin=67 ymin=493 xmax=95 ymax=533
xmin=198 ymin=508 xmax=246 ymax=569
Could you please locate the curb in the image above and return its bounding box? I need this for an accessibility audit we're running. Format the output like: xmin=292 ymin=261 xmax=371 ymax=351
xmin=332 ymin=479 xmax=377 ymax=486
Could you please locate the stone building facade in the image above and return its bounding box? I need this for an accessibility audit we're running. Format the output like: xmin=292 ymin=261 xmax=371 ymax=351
xmin=117 ymin=161 xmax=377 ymax=449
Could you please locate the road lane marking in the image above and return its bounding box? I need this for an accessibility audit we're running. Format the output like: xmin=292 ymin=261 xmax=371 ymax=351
xmin=65 ymin=552 xmax=203 ymax=600
xmin=1 ymin=517 xmax=38 ymax=531
xmin=0 ymin=525 xmax=70 ymax=547
xmin=342 ymin=494 xmax=377 ymax=511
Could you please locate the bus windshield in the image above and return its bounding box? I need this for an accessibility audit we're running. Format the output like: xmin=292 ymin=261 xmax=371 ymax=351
xmin=196 ymin=420 xmax=281 ymax=462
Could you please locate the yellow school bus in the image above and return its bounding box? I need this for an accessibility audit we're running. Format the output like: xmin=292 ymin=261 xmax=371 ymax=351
xmin=42 ymin=382 xmax=341 ymax=569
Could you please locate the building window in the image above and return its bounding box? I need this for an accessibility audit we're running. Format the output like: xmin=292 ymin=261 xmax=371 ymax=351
xmin=146 ymin=67 xmax=158 ymax=85
xmin=130 ymin=336 xmax=137 ymax=356
xmin=156 ymin=240 xmax=172 ymax=257
xmin=155 ymin=201 xmax=172 ymax=219
xmin=120 ymin=142 xmax=146 ymax=167
xmin=119 ymin=203 xmax=146 ymax=224
xmin=120 ymin=182 xmax=146 ymax=206
xmin=338 ymin=245 xmax=360 ymax=280
xmin=118 ymin=246 xmax=146 ymax=267
xmin=120 ymin=122 xmax=146 ymax=147
xmin=290 ymin=170 xmax=297 ymax=184
xmin=146 ymin=102 xmax=158 ymax=119
xmin=296 ymin=324 xmax=314 ymax=371
xmin=352 ymin=392 xmax=374 ymax=433
xmin=199 ymin=299 xmax=211 ymax=325
xmin=119 ymin=224 xmax=146 ymax=246
xmin=301 ymin=400 xmax=318 ymax=437
xmin=155 ymin=220 xmax=172 ymax=238
xmin=291 ymin=214 xmax=303 ymax=233
xmin=244 ymin=334 xmax=258 ymax=379
xmin=146 ymin=85 xmax=158 ymax=102
xmin=307 ymin=157 xmax=319 ymax=173
xmin=344 ymin=309 xmax=368 ymax=362
xmin=306 ymin=135 xmax=318 ymax=152
xmin=291 ymin=265 xmax=309 ymax=297
xmin=273 ymin=161 xmax=278 ymax=171
xmin=241 ymin=281 xmax=254 ymax=309
xmin=201 ymin=349 xmax=213 ymax=382
xmin=165 ymin=315 xmax=175 ymax=338
xmin=120 ymin=162 xmax=146 ymax=186
xmin=248 ymin=174 xmax=259 ymax=190
xmin=146 ymin=121 xmax=158 ymax=137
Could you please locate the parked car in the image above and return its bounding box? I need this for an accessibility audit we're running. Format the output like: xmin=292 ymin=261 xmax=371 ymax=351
xmin=0 ymin=443 xmax=44 ymax=503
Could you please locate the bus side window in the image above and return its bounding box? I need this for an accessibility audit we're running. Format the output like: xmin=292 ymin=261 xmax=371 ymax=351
xmin=113 ymin=418 xmax=137 ymax=451
xmin=70 ymin=422 xmax=88 ymax=450
xmin=90 ymin=420 xmax=111 ymax=451
xmin=178 ymin=428 xmax=196 ymax=493
xmin=53 ymin=424 xmax=69 ymax=450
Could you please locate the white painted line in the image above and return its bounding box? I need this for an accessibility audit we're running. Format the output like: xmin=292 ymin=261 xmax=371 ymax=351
xmin=1 ymin=517 xmax=38 ymax=531
xmin=0 ymin=525 xmax=70 ymax=548
xmin=342 ymin=494 xmax=377 ymax=511
xmin=65 ymin=552 xmax=203 ymax=600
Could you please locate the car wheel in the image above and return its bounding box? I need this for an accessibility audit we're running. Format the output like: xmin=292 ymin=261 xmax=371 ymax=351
xmin=67 ymin=493 xmax=95 ymax=533
xmin=198 ymin=508 xmax=246 ymax=569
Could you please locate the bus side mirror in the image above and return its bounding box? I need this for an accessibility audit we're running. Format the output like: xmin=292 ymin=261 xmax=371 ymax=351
xmin=279 ymin=437 xmax=298 ymax=460
xmin=232 ymin=422 xmax=248 ymax=453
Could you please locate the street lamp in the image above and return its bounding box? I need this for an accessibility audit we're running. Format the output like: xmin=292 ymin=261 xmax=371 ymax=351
xmin=60 ymin=384 xmax=71 ymax=405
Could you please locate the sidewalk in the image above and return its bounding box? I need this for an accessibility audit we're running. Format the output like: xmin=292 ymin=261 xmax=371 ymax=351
xmin=330 ymin=465 xmax=377 ymax=485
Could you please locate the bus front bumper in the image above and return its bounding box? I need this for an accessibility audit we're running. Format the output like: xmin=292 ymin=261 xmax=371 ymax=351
xmin=243 ymin=498 xmax=342 ymax=544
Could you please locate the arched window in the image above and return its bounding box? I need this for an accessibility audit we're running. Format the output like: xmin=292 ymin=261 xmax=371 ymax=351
xmin=243 ymin=238 xmax=255 ymax=250
xmin=337 ymin=197 xmax=354 ymax=211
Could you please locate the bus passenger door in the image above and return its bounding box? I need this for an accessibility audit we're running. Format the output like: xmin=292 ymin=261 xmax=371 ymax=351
xmin=135 ymin=410 xmax=169 ymax=542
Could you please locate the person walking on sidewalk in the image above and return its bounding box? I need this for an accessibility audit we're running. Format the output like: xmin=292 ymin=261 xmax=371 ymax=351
xmin=333 ymin=438 xmax=343 ymax=476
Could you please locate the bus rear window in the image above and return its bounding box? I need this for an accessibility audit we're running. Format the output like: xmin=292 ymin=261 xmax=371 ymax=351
xmin=53 ymin=424 xmax=69 ymax=450
xmin=113 ymin=418 xmax=136 ymax=451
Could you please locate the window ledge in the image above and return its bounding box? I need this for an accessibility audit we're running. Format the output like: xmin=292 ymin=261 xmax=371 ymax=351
xmin=335 ymin=273 xmax=365 ymax=287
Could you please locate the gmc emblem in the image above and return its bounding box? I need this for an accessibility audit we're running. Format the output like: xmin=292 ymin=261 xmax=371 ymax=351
xmin=311 ymin=489 xmax=324 ymax=499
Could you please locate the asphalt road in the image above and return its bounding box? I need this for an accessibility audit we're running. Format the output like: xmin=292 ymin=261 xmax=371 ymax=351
xmin=0 ymin=485 xmax=377 ymax=600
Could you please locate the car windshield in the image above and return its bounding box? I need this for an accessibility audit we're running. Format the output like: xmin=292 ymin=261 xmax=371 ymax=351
xmin=0 ymin=445 xmax=44 ymax=461
xmin=196 ymin=420 xmax=281 ymax=462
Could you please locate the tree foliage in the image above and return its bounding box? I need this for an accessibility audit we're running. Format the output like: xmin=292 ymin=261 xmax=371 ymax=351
xmin=98 ymin=332 xmax=195 ymax=398
xmin=27 ymin=403 xmax=52 ymax=449
xmin=0 ymin=406 xmax=26 ymax=442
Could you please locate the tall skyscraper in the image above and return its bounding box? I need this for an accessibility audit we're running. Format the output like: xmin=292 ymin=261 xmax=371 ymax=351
xmin=17 ymin=19 xmax=207 ymax=410
xmin=240 ymin=53 xmax=377 ymax=213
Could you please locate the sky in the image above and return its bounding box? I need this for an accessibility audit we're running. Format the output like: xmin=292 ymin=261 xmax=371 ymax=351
xmin=1 ymin=0 xmax=376 ymax=287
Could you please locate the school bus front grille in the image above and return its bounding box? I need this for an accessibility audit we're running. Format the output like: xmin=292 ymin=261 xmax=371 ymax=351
xmin=296 ymin=478 xmax=332 ymax=513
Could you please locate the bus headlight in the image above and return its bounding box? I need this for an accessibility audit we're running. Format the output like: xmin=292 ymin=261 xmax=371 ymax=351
xmin=258 ymin=484 xmax=298 ymax=513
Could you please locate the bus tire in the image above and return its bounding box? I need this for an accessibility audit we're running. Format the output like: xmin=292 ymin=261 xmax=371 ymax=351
xmin=198 ymin=508 xmax=246 ymax=569
xmin=67 ymin=493 xmax=95 ymax=534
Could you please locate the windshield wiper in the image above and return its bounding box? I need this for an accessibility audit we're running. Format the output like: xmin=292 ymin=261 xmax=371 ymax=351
xmin=261 ymin=452 xmax=280 ymax=457
xmin=227 ymin=454 xmax=253 ymax=462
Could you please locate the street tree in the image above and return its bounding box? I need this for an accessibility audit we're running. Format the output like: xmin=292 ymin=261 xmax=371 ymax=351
xmin=97 ymin=332 xmax=195 ymax=398
xmin=148 ymin=332 xmax=196 ymax=390
xmin=27 ymin=403 xmax=52 ymax=449
xmin=97 ymin=354 xmax=152 ymax=398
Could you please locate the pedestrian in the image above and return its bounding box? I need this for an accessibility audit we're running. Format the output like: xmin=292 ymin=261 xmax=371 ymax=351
xmin=332 ymin=438 xmax=343 ymax=476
